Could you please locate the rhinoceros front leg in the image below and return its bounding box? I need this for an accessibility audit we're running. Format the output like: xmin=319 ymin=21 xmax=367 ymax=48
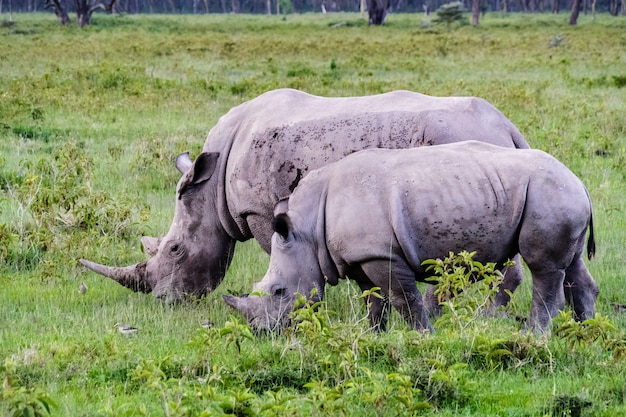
xmin=359 ymin=260 xmax=432 ymax=333
xmin=350 ymin=268 xmax=390 ymax=332
xmin=245 ymin=213 xmax=273 ymax=254
xmin=563 ymin=257 xmax=599 ymax=321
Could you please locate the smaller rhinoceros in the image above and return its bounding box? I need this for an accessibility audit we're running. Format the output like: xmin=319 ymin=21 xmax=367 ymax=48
xmin=223 ymin=141 xmax=598 ymax=333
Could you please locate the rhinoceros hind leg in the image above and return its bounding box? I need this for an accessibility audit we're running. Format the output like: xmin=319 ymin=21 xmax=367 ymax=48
xmin=563 ymin=257 xmax=598 ymax=321
xmin=527 ymin=268 xmax=566 ymax=333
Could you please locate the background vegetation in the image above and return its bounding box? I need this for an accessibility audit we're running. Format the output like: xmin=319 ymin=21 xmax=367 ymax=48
xmin=1 ymin=11 xmax=625 ymax=416
xmin=5 ymin=0 xmax=626 ymax=16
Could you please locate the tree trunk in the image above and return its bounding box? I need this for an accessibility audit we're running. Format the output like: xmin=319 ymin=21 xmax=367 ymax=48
xmin=45 ymin=0 xmax=71 ymax=25
xmin=518 ymin=0 xmax=527 ymax=12
xmin=266 ymin=0 xmax=271 ymax=13
xmin=608 ymin=0 xmax=618 ymax=15
xmin=367 ymin=0 xmax=390 ymax=25
xmin=472 ymin=0 xmax=479 ymax=24
xmin=569 ymin=0 xmax=581 ymax=24
xmin=231 ymin=0 xmax=240 ymax=13
xmin=75 ymin=0 xmax=91 ymax=27
xmin=591 ymin=0 xmax=596 ymax=19
xmin=74 ymin=0 xmax=118 ymax=27
xmin=552 ymin=0 xmax=559 ymax=13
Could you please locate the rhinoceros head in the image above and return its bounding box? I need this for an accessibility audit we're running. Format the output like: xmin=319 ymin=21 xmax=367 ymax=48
xmin=80 ymin=152 xmax=236 ymax=303
xmin=223 ymin=200 xmax=330 ymax=331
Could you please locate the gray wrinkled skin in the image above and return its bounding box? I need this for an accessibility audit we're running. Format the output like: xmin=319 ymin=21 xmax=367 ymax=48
xmin=80 ymin=89 xmax=529 ymax=303
xmin=225 ymin=142 xmax=598 ymax=334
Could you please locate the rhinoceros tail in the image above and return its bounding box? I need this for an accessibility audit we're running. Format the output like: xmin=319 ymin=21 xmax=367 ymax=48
xmin=587 ymin=210 xmax=596 ymax=260
xmin=585 ymin=188 xmax=596 ymax=260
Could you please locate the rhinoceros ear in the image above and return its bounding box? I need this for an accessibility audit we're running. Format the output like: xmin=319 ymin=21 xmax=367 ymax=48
xmin=273 ymin=213 xmax=292 ymax=241
xmin=178 ymin=152 xmax=219 ymax=198
xmin=175 ymin=152 xmax=193 ymax=174
xmin=191 ymin=152 xmax=219 ymax=184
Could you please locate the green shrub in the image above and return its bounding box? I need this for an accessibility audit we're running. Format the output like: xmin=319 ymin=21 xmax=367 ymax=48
xmin=433 ymin=2 xmax=467 ymax=30
xmin=423 ymin=250 xmax=508 ymax=334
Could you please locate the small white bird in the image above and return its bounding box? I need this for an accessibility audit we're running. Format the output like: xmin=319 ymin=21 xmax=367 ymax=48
xmin=79 ymin=281 xmax=88 ymax=295
xmin=115 ymin=323 xmax=138 ymax=335
xmin=200 ymin=320 xmax=214 ymax=330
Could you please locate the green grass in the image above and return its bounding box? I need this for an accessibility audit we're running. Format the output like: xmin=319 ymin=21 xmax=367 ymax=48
xmin=1 ymin=11 xmax=626 ymax=416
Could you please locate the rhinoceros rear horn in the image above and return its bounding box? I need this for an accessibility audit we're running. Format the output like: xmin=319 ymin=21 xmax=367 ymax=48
xmin=223 ymin=294 xmax=252 ymax=315
xmin=79 ymin=259 xmax=152 ymax=294
xmin=175 ymin=152 xmax=193 ymax=174
xmin=141 ymin=236 xmax=161 ymax=256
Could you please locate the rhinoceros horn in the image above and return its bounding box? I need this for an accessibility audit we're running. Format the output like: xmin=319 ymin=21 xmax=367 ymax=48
xmin=141 ymin=236 xmax=161 ymax=257
xmin=176 ymin=152 xmax=193 ymax=173
xmin=79 ymin=259 xmax=152 ymax=293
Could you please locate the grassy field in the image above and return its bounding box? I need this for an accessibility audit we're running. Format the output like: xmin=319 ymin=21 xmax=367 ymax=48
xmin=1 ymin=11 xmax=625 ymax=416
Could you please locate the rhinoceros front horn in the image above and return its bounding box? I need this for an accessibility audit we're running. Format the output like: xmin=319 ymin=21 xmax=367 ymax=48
xmin=79 ymin=259 xmax=152 ymax=294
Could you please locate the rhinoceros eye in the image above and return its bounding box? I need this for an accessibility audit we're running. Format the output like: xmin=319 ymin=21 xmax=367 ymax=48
xmin=274 ymin=288 xmax=287 ymax=297
xmin=167 ymin=241 xmax=187 ymax=261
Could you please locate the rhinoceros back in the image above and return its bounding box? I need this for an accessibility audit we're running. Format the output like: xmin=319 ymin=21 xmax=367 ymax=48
xmin=206 ymin=89 xmax=528 ymax=249
xmin=299 ymin=141 xmax=589 ymax=276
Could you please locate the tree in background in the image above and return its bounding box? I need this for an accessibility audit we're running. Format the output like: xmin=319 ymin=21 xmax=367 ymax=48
xmin=368 ymin=0 xmax=390 ymax=24
xmin=6 ymin=0 xmax=622 ymax=25
xmin=433 ymin=1 xmax=465 ymax=29
xmin=43 ymin=0 xmax=118 ymax=26
xmin=471 ymin=0 xmax=479 ymax=24
xmin=44 ymin=0 xmax=71 ymax=24
xmin=76 ymin=0 xmax=119 ymax=26
xmin=569 ymin=0 xmax=581 ymax=23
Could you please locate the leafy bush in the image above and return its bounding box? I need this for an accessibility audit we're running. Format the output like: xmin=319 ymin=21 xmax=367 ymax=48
xmin=0 ymin=139 xmax=147 ymax=272
xmin=423 ymin=250 xmax=508 ymax=334
xmin=1 ymin=359 xmax=56 ymax=417
xmin=433 ymin=2 xmax=466 ymax=30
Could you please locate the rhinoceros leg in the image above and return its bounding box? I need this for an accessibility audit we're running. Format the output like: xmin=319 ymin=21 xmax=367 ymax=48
xmin=350 ymin=271 xmax=390 ymax=332
xmin=527 ymin=268 xmax=566 ymax=332
xmin=423 ymin=286 xmax=442 ymax=318
xmin=563 ymin=257 xmax=599 ymax=321
xmin=360 ymin=260 xmax=432 ymax=333
xmin=245 ymin=213 xmax=273 ymax=254
xmin=492 ymin=254 xmax=524 ymax=309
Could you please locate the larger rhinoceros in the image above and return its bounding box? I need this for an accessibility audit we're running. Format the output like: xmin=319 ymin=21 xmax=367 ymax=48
xmin=223 ymin=141 xmax=598 ymax=333
xmin=80 ymin=88 xmax=529 ymax=303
